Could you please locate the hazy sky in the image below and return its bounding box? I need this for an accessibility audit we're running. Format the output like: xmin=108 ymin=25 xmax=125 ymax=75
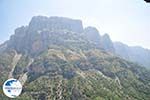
xmin=0 ymin=0 xmax=150 ymax=49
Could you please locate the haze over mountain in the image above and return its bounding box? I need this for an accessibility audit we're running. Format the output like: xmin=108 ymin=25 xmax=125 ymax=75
xmin=1 ymin=0 xmax=150 ymax=49
xmin=114 ymin=42 xmax=150 ymax=69
xmin=0 ymin=16 xmax=150 ymax=100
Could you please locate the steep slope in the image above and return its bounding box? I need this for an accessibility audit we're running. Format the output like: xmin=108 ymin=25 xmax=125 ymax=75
xmin=114 ymin=42 xmax=150 ymax=69
xmin=101 ymin=34 xmax=115 ymax=53
xmin=0 ymin=16 xmax=150 ymax=100
xmin=83 ymin=27 xmax=101 ymax=44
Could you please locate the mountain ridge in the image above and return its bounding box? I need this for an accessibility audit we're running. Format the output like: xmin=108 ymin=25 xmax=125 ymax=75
xmin=1 ymin=16 xmax=150 ymax=68
xmin=0 ymin=16 xmax=150 ymax=100
xmin=114 ymin=42 xmax=150 ymax=69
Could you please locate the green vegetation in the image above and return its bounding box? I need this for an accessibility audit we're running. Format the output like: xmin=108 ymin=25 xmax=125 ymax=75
xmin=0 ymin=16 xmax=150 ymax=100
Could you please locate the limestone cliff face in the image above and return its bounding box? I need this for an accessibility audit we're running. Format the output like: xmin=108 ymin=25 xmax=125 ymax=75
xmin=4 ymin=16 xmax=116 ymax=56
xmin=29 ymin=16 xmax=84 ymax=33
xmin=3 ymin=16 xmax=150 ymax=69
xmin=0 ymin=16 xmax=150 ymax=100
xmin=5 ymin=16 xmax=84 ymax=56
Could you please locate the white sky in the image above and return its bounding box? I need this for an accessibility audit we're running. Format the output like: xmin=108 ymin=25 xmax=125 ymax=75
xmin=0 ymin=0 xmax=150 ymax=49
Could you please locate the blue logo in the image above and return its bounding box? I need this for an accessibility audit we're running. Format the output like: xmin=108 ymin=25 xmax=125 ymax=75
xmin=3 ymin=78 xmax=22 ymax=98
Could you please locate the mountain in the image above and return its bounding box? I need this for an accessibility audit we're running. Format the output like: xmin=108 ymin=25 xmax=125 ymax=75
xmin=114 ymin=42 xmax=150 ymax=69
xmin=0 ymin=16 xmax=150 ymax=100
xmin=101 ymin=34 xmax=115 ymax=53
xmin=29 ymin=16 xmax=84 ymax=33
xmin=83 ymin=27 xmax=115 ymax=52
xmin=83 ymin=26 xmax=101 ymax=45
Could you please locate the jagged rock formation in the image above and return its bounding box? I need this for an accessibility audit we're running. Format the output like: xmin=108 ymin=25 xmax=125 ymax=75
xmin=0 ymin=16 xmax=150 ymax=100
